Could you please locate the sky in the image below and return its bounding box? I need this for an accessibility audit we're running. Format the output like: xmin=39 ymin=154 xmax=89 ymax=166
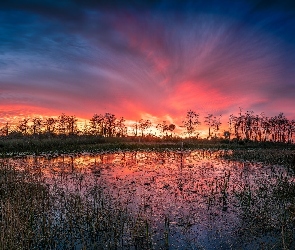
xmin=1 ymin=0 xmax=295 ymax=135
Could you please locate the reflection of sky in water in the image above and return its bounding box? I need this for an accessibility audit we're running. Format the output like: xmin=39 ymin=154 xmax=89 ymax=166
xmin=4 ymin=150 xmax=289 ymax=249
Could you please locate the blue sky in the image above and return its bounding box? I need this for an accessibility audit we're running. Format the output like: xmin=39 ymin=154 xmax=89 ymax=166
xmin=1 ymin=0 xmax=295 ymax=128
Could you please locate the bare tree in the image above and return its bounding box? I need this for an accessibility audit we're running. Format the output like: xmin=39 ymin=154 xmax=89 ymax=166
xmin=116 ymin=117 xmax=126 ymax=137
xmin=212 ymin=115 xmax=222 ymax=138
xmin=104 ymin=113 xmax=116 ymax=137
xmin=0 ymin=122 xmax=10 ymax=136
xmin=182 ymin=110 xmax=200 ymax=137
xmin=131 ymin=121 xmax=139 ymax=136
xmin=156 ymin=121 xmax=169 ymax=137
xmin=204 ymin=114 xmax=214 ymax=139
xmin=90 ymin=114 xmax=104 ymax=135
xmin=66 ymin=115 xmax=78 ymax=135
xmin=31 ymin=117 xmax=43 ymax=135
xmin=223 ymin=131 xmax=231 ymax=140
xmin=44 ymin=117 xmax=56 ymax=134
xmin=57 ymin=113 xmax=68 ymax=135
xmin=17 ymin=118 xmax=30 ymax=135
xmin=139 ymin=119 xmax=152 ymax=137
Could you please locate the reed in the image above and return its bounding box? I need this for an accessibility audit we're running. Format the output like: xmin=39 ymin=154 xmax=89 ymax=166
xmin=1 ymin=148 xmax=295 ymax=249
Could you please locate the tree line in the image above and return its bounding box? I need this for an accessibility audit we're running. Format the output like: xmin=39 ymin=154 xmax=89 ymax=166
xmin=0 ymin=109 xmax=294 ymax=143
xmin=229 ymin=109 xmax=295 ymax=143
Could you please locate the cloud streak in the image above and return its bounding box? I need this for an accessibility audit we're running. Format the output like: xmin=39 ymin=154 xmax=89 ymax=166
xmin=0 ymin=0 xmax=295 ymax=130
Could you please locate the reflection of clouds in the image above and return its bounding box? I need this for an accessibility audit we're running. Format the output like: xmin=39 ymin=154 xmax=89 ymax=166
xmin=0 ymin=0 xmax=295 ymax=121
xmin=4 ymin=149 xmax=290 ymax=248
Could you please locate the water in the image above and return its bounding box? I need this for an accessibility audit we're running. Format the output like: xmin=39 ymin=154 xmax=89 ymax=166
xmin=2 ymin=149 xmax=291 ymax=249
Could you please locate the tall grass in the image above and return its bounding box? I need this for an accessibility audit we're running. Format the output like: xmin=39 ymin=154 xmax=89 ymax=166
xmin=1 ymin=148 xmax=295 ymax=249
xmin=234 ymin=172 xmax=295 ymax=249
xmin=0 ymin=162 xmax=155 ymax=249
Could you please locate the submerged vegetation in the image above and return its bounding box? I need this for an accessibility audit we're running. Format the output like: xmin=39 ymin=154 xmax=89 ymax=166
xmin=0 ymin=162 xmax=152 ymax=249
xmin=0 ymin=149 xmax=295 ymax=249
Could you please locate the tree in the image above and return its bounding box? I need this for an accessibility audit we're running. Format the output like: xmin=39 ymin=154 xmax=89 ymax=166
xmin=90 ymin=114 xmax=104 ymax=135
xmin=131 ymin=121 xmax=139 ymax=136
xmin=204 ymin=114 xmax=214 ymax=139
xmin=139 ymin=119 xmax=152 ymax=137
xmin=156 ymin=121 xmax=169 ymax=137
xmin=17 ymin=118 xmax=30 ymax=135
xmin=57 ymin=113 xmax=68 ymax=135
xmin=182 ymin=110 xmax=200 ymax=137
xmin=67 ymin=115 xmax=78 ymax=134
xmin=31 ymin=117 xmax=43 ymax=135
xmin=104 ymin=113 xmax=116 ymax=137
xmin=223 ymin=131 xmax=231 ymax=140
xmin=44 ymin=117 xmax=56 ymax=134
xmin=116 ymin=117 xmax=126 ymax=137
xmin=168 ymin=124 xmax=176 ymax=136
xmin=0 ymin=122 xmax=10 ymax=136
xmin=212 ymin=115 xmax=222 ymax=138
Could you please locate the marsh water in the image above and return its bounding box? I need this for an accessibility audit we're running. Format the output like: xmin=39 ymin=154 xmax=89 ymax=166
xmin=3 ymin=149 xmax=292 ymax=249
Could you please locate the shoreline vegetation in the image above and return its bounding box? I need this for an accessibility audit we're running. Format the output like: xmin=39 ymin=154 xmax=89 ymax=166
xmin=1 ymin=145 xmax=295 ymax=249
xmin=1 ymin=109 xmax=294 ymax=144
xmin=0 ymin=111 xmax=295 ymax=249
xmin=0 ymin=134 xmax=294 ymax=152
xmin=0 ymin=135 xmax=294 ymax=171
xmin=0 ymin=108 xmax=294 ymax=160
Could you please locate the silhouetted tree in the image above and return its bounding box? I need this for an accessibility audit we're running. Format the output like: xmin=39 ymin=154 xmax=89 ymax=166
xmin=212 ymin=115 xmax=222 ymax=138
xmin=17 ymin=118 xmax=29 ymax=135
xmin=104 ymin=113 xmax=116 ymax=137
xmin=116 ymin=117 xmax=126 ymax=137
xmin=44 ymin=117 xmax=56 ymax=134
xmin=223 ymin=131 xmax=231 ymax=140
xmin=156 ymin=121 xmax=169 ymax=137
xmin=0 ymin=122 xmax=10 ymax=136
xmin=66 ymin=115 xmax=78 ymax=134
xmin=228 ymin=109 xmax=295 ymax=143
xmin=81 ymin=120 xmax=91 ymax=135
xmin=168 ymin=124 xmax=176 ymax=136
xmin=90 ymin=114 xmax=104 ymax=135
xmin=31 ymin=117 xmax=43 ymax=135
xmin=204 ymin=114 xmax=214 ymax=139
xmin=132 ymin=121 xmax=139 ymax=136
xmin=57 ymin=113 xmax=68 ymax=135
xmin=182 ymin=110 xmax=200 ymax=137
xmin=139 ymin=119 xmax=152 ymax=137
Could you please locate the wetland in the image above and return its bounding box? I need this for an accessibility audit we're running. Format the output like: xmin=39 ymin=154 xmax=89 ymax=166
xmin=1 ymin=147 xmax=295 ymax=249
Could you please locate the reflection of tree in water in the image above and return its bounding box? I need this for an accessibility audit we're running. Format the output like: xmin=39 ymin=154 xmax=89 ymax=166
xmin=5 ymin=150 xmax=295 ymax=249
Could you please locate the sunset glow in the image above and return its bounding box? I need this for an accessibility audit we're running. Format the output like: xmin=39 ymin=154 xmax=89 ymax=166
xmin=1 ymin=1 xmax=295 ymax=136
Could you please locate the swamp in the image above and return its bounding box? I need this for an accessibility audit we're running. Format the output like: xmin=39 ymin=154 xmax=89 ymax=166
xmin=2 ymin=0 xmax=295 ymax=248
xmin=1 ymin=144 xmax=295 ymax=249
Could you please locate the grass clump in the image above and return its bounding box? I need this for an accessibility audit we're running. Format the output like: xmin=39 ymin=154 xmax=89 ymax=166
xmin=0 ymin=163 xmax=154 ymax=249
xmin=234 ymin=172 xmax=295 ymax=249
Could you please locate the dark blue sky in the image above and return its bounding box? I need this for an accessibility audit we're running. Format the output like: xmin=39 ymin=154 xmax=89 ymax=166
xmin=1 ymin=0 xmax=295 ymax=133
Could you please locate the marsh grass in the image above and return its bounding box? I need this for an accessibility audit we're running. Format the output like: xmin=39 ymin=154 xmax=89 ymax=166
xmin=1 ymin=135 xmax=294 ymax=157
xmin=222 ymin=148 xmax=295 ymax=170
xmin=0 ymin=165 xmax=52 ymax=249
xmin=233 ymin=171 xmax=295 ymax=249
xmin=1 ymin=148 xmax=295 ymax=249
xmin=0 ymin=162 xmax=156 ymax=249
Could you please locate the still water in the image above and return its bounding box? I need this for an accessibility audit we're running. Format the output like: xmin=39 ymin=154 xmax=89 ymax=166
xmin=4 ymin=149 xmax=289 ymax=249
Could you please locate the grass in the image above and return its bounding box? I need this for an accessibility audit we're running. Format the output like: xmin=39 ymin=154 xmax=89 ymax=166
xmin=0 ymin=135 xmax=294 ymax=157
xmin=1 ymin=143 xmax=295 ymax=249
xmin=222 ymin=148 xmax=295 ymax=172
xmin=0 ymin=163 xmax=154 ymax=249
xmin=233 ymin=172 xmax=295 ymax=249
